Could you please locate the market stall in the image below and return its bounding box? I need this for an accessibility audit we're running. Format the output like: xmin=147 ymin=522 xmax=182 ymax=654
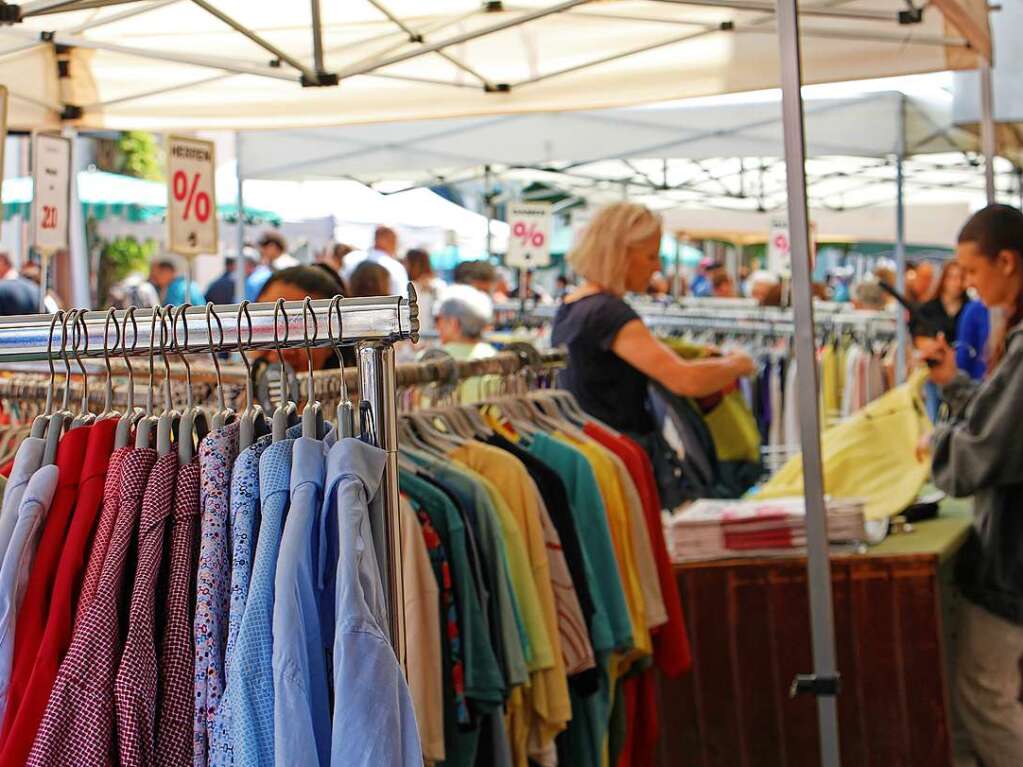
xmin=0 ymin=2 xmax=995 ymax=766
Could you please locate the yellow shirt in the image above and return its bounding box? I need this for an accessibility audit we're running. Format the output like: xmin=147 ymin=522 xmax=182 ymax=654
xmin=448 ymin=441 xmax=572 ymax=764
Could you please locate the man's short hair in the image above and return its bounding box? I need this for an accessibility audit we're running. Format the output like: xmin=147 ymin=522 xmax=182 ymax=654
xmin=453 ymin=260 xmax=496 ymax=286
xmin=258 ymin=231 xmax=288 ymax=252
xmin=853 ymin=281 xmax=886 ymax=310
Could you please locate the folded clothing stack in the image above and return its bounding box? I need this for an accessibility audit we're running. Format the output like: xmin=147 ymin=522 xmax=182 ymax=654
xmin=666 ymin=497 xmax=867 ymax=562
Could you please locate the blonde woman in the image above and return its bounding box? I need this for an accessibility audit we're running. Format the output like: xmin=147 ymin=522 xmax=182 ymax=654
xmin=552 ymin=201 xmax=753 ymax=437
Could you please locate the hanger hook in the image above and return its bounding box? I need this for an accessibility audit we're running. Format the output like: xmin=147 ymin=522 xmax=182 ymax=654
xmin=327 ymin=295 xmax=349 ymax=404
xmin=302 ymin=297 xmax=317 ymax=407
xmin=121 ymin=306 xmax=139 ymax=414
xmin=102 ymin=307 xmax=120 ymax=415
xmin=273 ymin=298 xmax=289 ymax=409
xmin=206 ymin=302 xmax=227 ymax=413
xmin=173 ymin=303 xmax=194 ymax=410
xmin=160 ymin=305 xmax=174 ymax=414
xmin=237 ymin=301 xmax=255 ymax=413
xmin=44 ymin=310 xmax=63 ymax=416
xmin=59 ymin=309 xmax=75 ymax=412
xmin=72 ymin=309 xmax=90 ymax=415
xmin=147 ymin=305 xmax=160 ymax=416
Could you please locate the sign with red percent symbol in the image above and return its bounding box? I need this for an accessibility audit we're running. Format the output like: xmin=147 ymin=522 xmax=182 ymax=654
xmin=167 ymin=135 xmax=218 ymax=256
xmin=505 ymin=202 xmax=553 ymax=269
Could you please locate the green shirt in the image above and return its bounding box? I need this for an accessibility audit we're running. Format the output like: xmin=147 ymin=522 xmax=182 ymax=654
xmin=400 ymin=471 xmax=504 ymax=767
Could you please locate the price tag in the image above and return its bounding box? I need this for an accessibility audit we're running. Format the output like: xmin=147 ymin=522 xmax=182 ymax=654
xmin=768 ymin=218 xmax=791 ymax=275
xmin=32 ymin=132 xmax=71 ymax=253
xmin=167 ymin=135 xmax=218 ymax=256
xmin=505 ymin=202 xmax=552 ymax=269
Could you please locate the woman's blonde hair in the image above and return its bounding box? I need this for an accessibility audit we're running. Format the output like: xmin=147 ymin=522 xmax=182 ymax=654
xmin=568 ymin=202 xmax=662 ymax=296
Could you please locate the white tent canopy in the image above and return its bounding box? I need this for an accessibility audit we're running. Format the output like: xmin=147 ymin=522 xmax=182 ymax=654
xmin=238 ymin=90 xmax=974 ymax=182
xmin=0 ymin=0 xmax=990 ymax=132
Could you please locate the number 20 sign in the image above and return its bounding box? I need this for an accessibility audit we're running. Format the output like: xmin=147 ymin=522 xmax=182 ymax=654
xmin=32 ymin=133 xmax=71 ymax=253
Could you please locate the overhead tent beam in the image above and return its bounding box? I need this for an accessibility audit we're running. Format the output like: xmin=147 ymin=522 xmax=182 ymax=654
xmin=82 ymin=72 xmax=233 ymax=110
xmin=653 ymin=0 xmax=920 ymax=22
xmin=310 ymin=0 xmax=324 ymax=74
xmin=365 ymin=0 xmax=495 ymax=89
xmin=736 ymin=22 xmax=968 ymax=47
xmin=7 ymin=28 xmax=302 ymax=81
xmin=68 ymin=0 xmax=178 ymax=33
xmin=187 ymin=0 xmax=335 ymax=86
xmin=335 ymin=0 xmax=593 ymax=79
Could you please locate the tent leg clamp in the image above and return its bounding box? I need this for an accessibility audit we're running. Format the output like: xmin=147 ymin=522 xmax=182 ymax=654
xmin=789 ymin=673 xmax=841 ymax=699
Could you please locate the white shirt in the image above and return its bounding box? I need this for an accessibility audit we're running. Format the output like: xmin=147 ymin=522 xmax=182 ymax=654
xmin=0 ymin=438 xmax=45 ymax=565
xmin=341 ymin=248 xmax=409 ymax=297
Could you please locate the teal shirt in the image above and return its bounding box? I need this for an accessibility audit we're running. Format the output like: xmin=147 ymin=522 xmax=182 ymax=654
xmin=527 ymin=432 xmax=632 ymax=654
xmin=400 ymin=471 xmax=504 ymax=767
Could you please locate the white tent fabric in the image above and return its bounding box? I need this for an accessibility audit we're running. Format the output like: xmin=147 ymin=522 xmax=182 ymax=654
xmin=236 ymin=90 xmax=973 ymax=181
xmin=0 ymin=0 xmax=990 ymax=131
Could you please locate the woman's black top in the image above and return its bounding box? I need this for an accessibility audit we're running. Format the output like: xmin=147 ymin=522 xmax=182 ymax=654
xmin=551 ymin=293 xmax=654 ymax=433
xmin=917 ymin=296 xmax=966 ymax=342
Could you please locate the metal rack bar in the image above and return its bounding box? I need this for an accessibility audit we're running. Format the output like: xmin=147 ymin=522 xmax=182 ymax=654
xmin=0 ymin=293 xmax=417 ymax=362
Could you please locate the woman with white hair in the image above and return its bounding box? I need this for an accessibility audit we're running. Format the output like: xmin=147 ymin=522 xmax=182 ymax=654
xmin=434 ymin=284 xmax=498 ymax=401
xmin=552 ymin=202 xmax=754 ymax=492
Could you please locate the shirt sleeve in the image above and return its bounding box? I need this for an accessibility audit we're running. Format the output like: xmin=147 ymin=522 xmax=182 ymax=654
xmin=592 ymin=296 xmax=641 ymax=351
xmin=931 ymin=336 xmax=1023 ymax=497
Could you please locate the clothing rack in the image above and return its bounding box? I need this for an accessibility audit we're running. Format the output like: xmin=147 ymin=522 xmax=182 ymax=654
xmin=0 ymin=288 xmax=420 ymax=669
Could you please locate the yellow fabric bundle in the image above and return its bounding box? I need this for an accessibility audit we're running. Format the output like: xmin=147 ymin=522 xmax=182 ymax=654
xmin=753 ymin=370 xmax=931 ymax=521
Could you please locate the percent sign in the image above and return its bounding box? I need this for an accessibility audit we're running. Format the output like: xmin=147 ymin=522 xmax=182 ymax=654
xmin=512 ymin=221 xmax=545 ymax=247
xmin=173 ymin=170 xmax=212 ymax=223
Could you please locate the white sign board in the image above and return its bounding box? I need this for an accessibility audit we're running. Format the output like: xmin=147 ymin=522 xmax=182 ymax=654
xmin=767 ymin=218 xmax=791 ymax=274
xmin=32 ymin=133 xmax=72 ymax=253
xmin=768 ymin=218 xmax=817 ymax=274
xmin=167 ymin=135 xmax=218 ymax=256
xmin=505 ymin=202 xmax=553 ymax=269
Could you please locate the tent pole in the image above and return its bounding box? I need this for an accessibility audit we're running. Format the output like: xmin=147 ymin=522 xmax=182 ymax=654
xmin=895 ymin=96 xmax=907 ymax=385
xmin=311 ymin=0 xmax=325 ymax=74
xmin=980 ymin=63 xmax=997 ymax=204
xmin=775 ymin=2 xmax=841 ymax=766
xmin=484 ymin=165 xmax=494 ymax=259
xmin=235 ymin=133 xmax=246 ymax=304
xmin=673 ymin=235 xmax=682 ymax=299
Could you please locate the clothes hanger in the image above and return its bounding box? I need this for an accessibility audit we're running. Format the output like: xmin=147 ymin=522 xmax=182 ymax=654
xmin=30 ymin=310 xmax=63 ymax=440
xmin=156 ymin=306 xmax=180 ymax=457
xmin=115 ymin=306 xmax=146 ymax=449
xmin=42 ymin=309 xmax=76 ymax=466
xmin=271 ymin=298 xmax=297 ymax=442
xmin=98 ymin=307 xmax=122 ymax=422
xmin=300 ymin=297 xmax=324 ymax=440
xmin=327 ymin=295 xmax=355 ymax=439
xmin=174 ymin=304 xmax=210 ymax=463
xmin=70 ymin=309 xmax=96 ymax=430
xmin=135 ymin=306 xmax=162 ymax=449
xmin=206 ymin=303 xmax=234 ymax=431
xmin=237 ymin=301 xmax=269 ymax=452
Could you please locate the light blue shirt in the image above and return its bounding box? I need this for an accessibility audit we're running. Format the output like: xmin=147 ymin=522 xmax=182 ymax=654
xmin=165 ymin=275 xmax=206 ymax=307
xmin=325 ymin=438 xmax=422 ymax=766
xmin=273 ymin=436 xmax=330 ymax=766
xmin=228 ymin=438 xmax=294 ymax=767
xmin=0 ymin=463 xmax=58 ymax=720
xmin=209 ymin=434 xmax=271 ymax=767
xmin=0 ymin=437 xmax=44 ymax=567
xmin=246 ymin=265 xmax=273 ymax=302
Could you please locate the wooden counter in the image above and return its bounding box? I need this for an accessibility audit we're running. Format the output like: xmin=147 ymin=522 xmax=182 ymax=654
xmin=655 ymin=502 xmax=972 ymax=767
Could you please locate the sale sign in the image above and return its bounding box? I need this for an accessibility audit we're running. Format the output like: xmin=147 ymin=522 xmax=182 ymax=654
xmin=167 ymin=135 xmax=218 ymax=256
xmin=768 ymin=217 xmax=817 ymax=275
xmin=31 ymin=133 xmax=71 ymax=253
xmin=505 ymin=202 xmax=552 ymax=269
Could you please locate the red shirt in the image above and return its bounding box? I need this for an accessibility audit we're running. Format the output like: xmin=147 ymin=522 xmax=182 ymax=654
xmin=0 ymin=418 xmax=119 ymax=761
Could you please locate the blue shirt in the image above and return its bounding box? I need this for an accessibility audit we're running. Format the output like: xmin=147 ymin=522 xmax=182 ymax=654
xmin=326 ymin=439 xmax=422 ymax=766
xmin=0 ymin=464 xmax=58 ymax=720
xmin=209 ymin=434 xmax=271 ymax=767
xmin=690 ymin=273 xmax=712 ymax=298
xmin=273 ymin=436 xmax=330 ymax=766
xmin=228 ymin=438 xmax=294 ymax=767
xmin=957 ymin=299 xmax=990 ymax=381
xmin=246 ymin=265 xmax=273 ymax=302
xmin=165 ymin=275 xmax=205 ymax=307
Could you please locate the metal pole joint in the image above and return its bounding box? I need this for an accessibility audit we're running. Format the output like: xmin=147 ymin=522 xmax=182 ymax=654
xmin=0 ymin=4 xmax=22 ymax=23
xmin=790 ymin=674 xmax=842 ymax=699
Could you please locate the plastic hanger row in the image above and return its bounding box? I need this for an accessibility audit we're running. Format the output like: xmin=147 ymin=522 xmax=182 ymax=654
xmin=28 ymin=295 xmax=364 ymax=466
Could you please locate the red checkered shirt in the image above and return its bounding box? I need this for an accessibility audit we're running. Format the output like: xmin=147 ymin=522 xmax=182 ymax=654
xmin=27 ymin=447 xmax=157 ymax=767
xmin=114 ymin=450 xmax=178 ymax=766
xmin=155 ymin=457 xmax=201 ymax=767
